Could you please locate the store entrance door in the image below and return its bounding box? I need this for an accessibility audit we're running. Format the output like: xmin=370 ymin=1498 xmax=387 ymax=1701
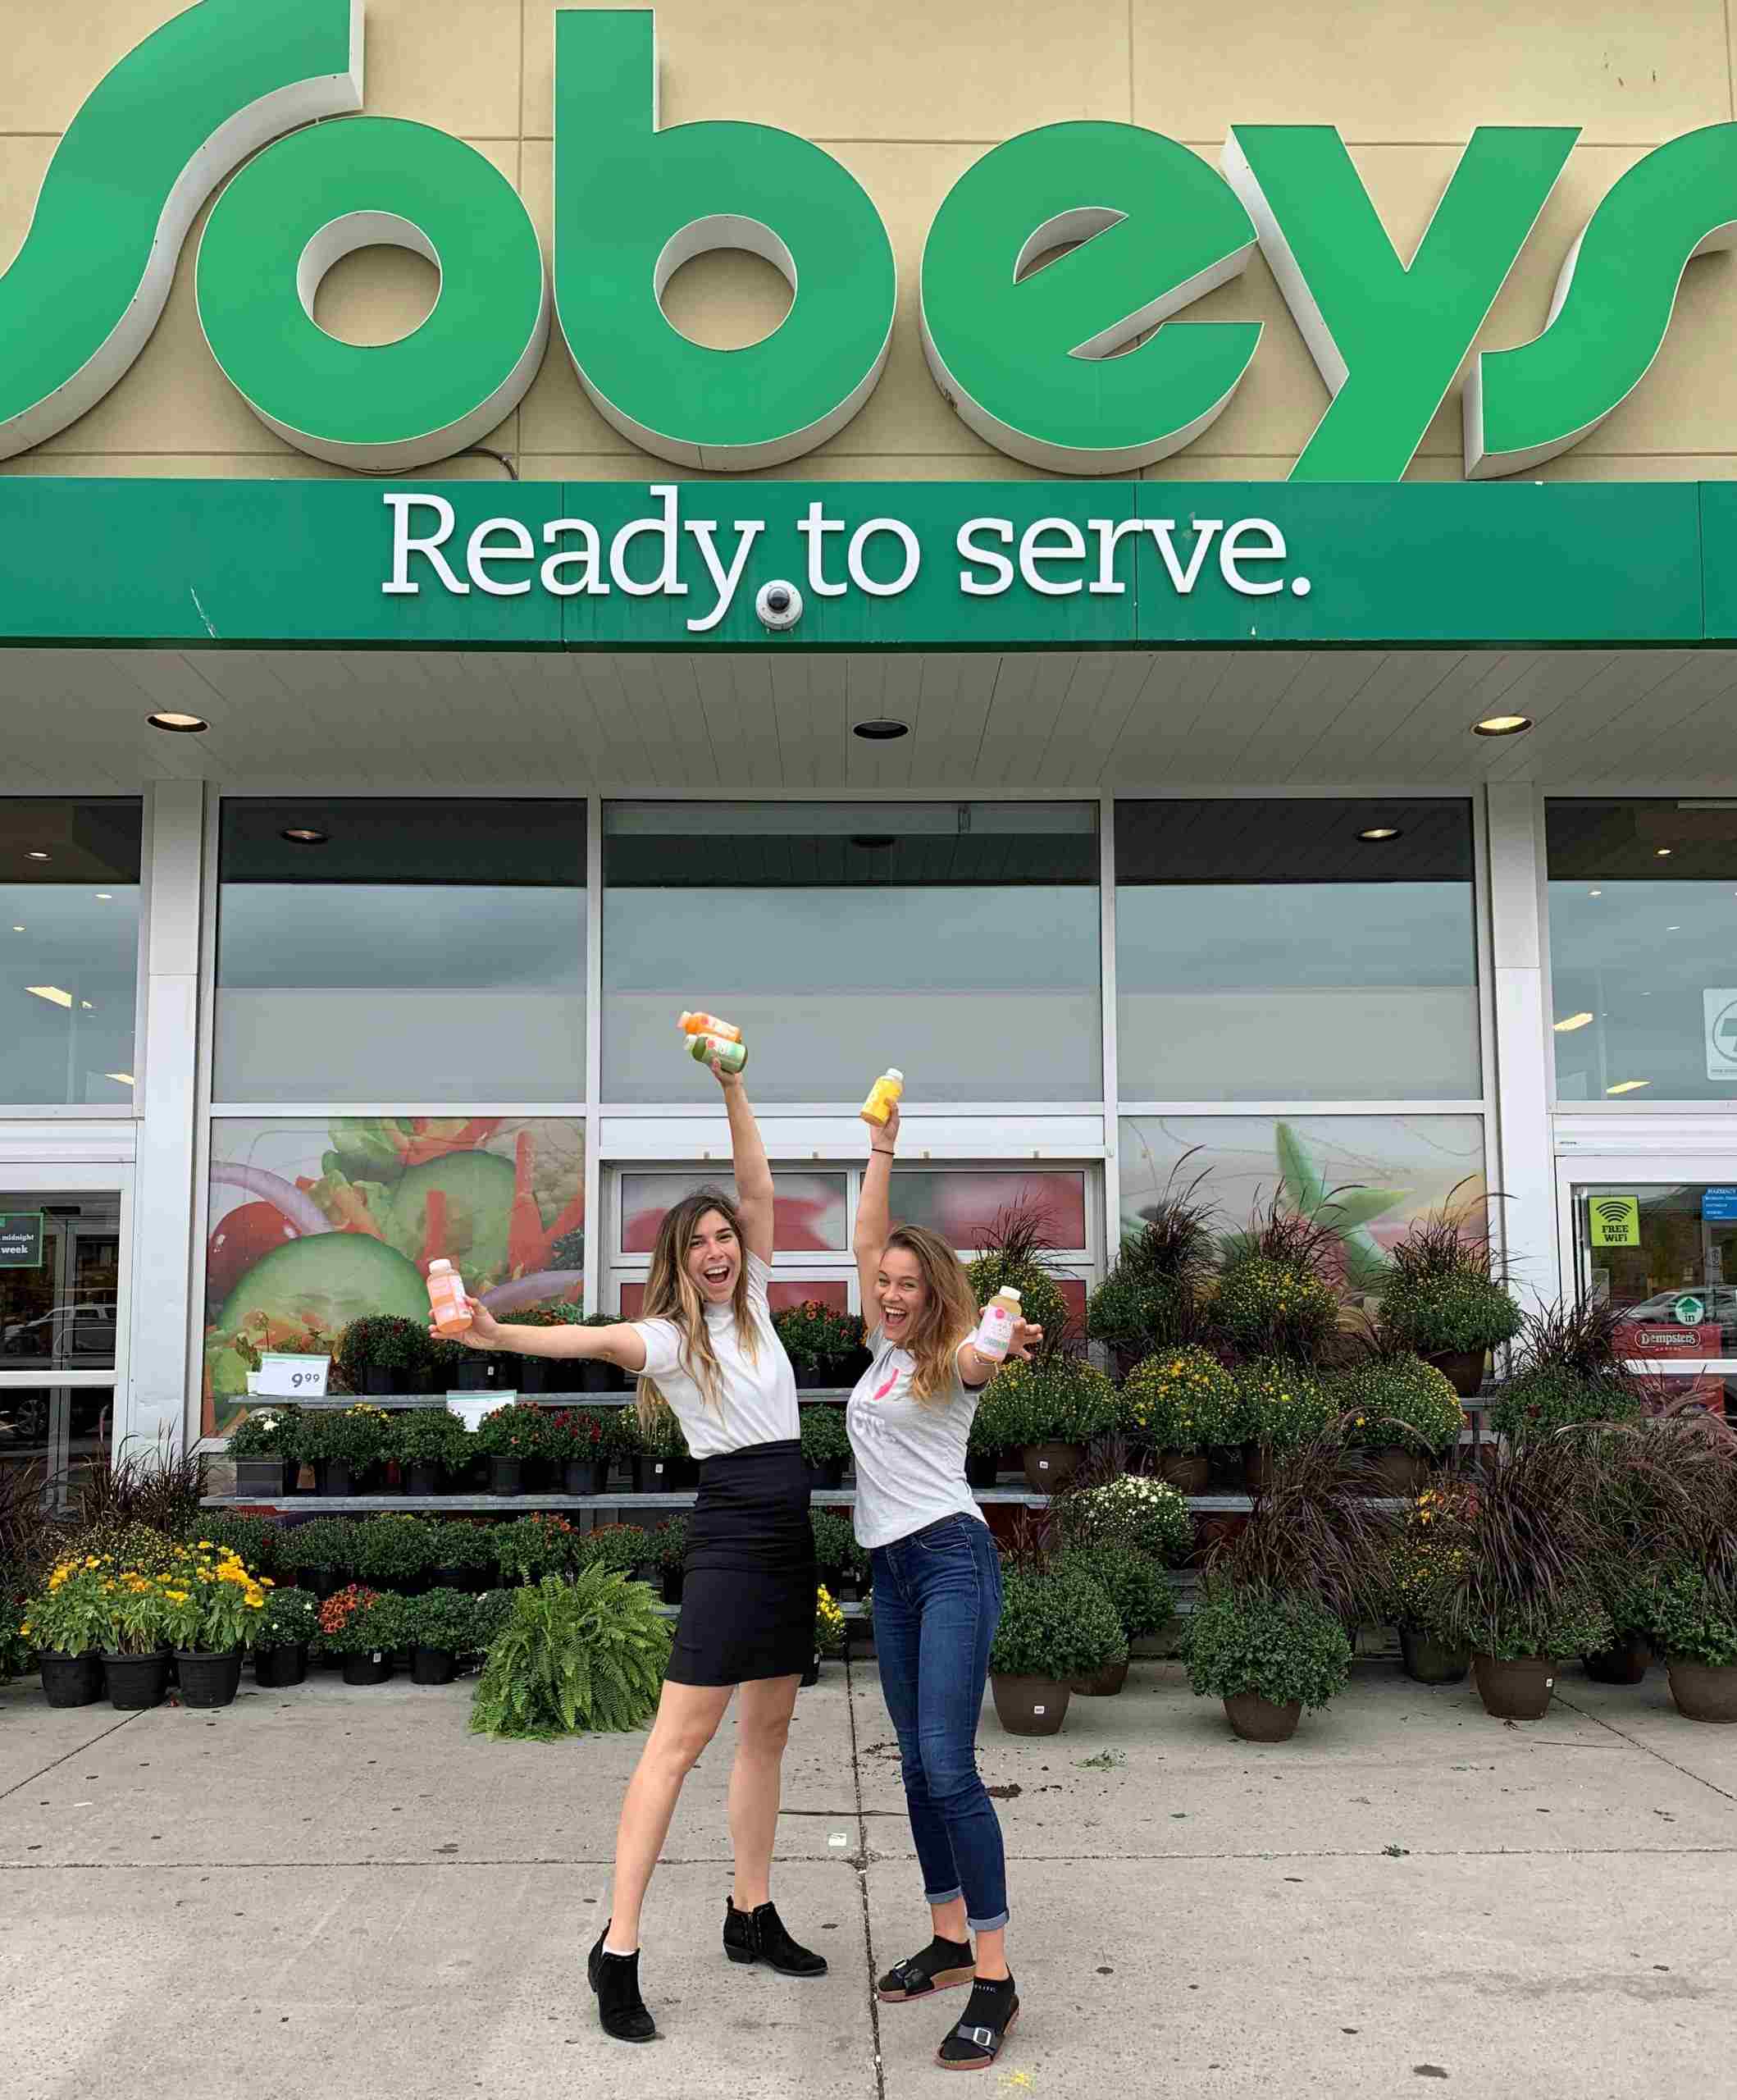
xmin=0 ymin=1174 xmax=130 ymax=1501
xmin=1559 ymin=1156 xmax=1737 ymax=1419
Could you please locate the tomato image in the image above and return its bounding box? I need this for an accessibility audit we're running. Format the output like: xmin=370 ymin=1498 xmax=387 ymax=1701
xmin=206 ymin=1201 xmax=300 ymax=1303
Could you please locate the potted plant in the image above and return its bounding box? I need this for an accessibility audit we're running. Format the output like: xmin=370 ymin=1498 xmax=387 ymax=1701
xmin=965 ymin=1378 xmax=1019 ymax=1489
xmin=304 ymin=1404 xmax=394 ymax=1496
xmin=349 ymin=1513 xmax=440 ymax=1594
xmin=492 ymin=1513 xmax=580 ymax=1586
xmin=1487 ymin=1365 xmax=1643 ymax=1447
xmin=1333 ymin=1353 xmax=1466 ymax=1495
xmin=161 ymin=1540 xmax=270 ymax=1708
xmin=1648 ymin=1567 xmax=1737 ymax=1723
xmin=573 ymin=1522 xmax=654 ymax=1582
xmin=253 ymin=1585 xmax=319 ymax=1687
xmin=194 ymin=1513 xmax=280 ymax=1578
xmin=773 ymin=1301 xmax=867 ymax=1390
xmin=1384 ymin=1485 xmax=1475 ymax=1685
xmin=468 ymin=1569 xmax=671 ymax=1740
xmin=546 ymin=1406 xmax=612 ymax=1494
xmin=226 ymin=1404 xmax=302 ymax=1499
xmin=427 ymin=1518 xmax=496 ymax=1593
xmin=1377 ymin=1207 xmax=1520 ymax=1398
xmin=19 ymin=1556 xmax=108 ymax=1707
xmin=798 ymin=1403 xmax=852 ymax=1490
xmin=988 ymin=1558 xmax=1124 ymax=1735
xmin=1119 ymin=1346 xmax=1242 ymax=1493
xmin=276 ymin=1515 xmax=351 ymax=1599
xmin=810 ymin=1509 xmax=870 ymax=1601
xmin=473 ymin=1399 xmax=546 ymax=1495
xmin=405 ymin=1586 xmax=476 ymax=1685
xmin=806 ymin=1583 xmax=846 ymax=1688
xmin=1233 ymin=1358 xmax=1335 ymax=1491
xmin=992 ymin=1354 xmax=1119 ymax=1493
xmin=97 ymin=1565 xmax=176 ymax=1710
xmin=1181 ymin=1578 xmax=1353 ymax=1742
xmin=572 ymin=1312 xmax=630 ymax=1393
xmin=1055 ymin=1542 xmax=1171 ymax=1694
xmin=1086 ymin=1273 xmax=1190 ymax=1382
xmin=501 ymin=1300 xmax=586 ymax=1394
xmin=653 ymin=1515 xmax=690 ymax=1605
xmin=622 ymin=1403 xmax=697 ymax=1493
xmin=967 ymin=1203 xmax=1076 ymax=1354
xmin=395 ymin=1408 xmax=474 ymax=1495
xmin=317 ymin=1583 xmax=407 ymax=1685
xmin=335 ymin=1313 xmax=430 ymax=1398
xmin=1054 ymin=1471 xmax=1194 ymax=1564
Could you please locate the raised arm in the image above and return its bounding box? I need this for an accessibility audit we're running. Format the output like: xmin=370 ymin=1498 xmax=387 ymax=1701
xmin=437 ymin=1299 xmax=647 ymax=1373
xmin=712 ymin=1056 xmax=775 ymax=1263
xmin=854 ymin=1100 xmax=898 ymax=1321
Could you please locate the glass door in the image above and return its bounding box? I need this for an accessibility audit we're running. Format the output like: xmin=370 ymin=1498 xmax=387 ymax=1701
xmin=0 ymin=1180 xmax=127 ymax=1500
xmin=1559 ymin=1157 xmax=1737 ymax=1418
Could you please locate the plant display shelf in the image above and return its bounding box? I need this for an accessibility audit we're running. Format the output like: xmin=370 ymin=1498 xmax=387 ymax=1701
xmin=236 ymin=1390 xmax=856 ymax=1414
xmin=200 ymin=1487 xmax=1401 ymax=1514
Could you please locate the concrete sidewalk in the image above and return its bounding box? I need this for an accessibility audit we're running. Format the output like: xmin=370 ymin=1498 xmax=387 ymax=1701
xmin=1 ymin=1656 xmax=1732 ymax=2100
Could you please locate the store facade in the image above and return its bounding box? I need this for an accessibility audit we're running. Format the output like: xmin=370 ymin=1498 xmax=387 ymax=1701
xmin=4 ymin=1 xmax=1737 ymax=1484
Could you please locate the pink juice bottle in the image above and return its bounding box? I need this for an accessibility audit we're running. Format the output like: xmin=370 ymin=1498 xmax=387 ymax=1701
xmin=426 ymin=1258 xmax=472 ymax=1337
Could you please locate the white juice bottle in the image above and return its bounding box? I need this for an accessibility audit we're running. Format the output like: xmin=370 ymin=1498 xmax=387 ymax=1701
xmin=972 ymin=1286 xmax=1022 ymax=1362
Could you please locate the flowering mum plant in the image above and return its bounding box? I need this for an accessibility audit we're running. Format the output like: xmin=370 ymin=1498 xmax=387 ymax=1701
xmin=1119 ymin=1346 xmax=1242 ymax=1454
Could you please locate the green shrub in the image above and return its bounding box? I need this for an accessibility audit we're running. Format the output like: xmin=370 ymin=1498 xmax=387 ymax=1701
xmin=301 ymin=1404 xmax=396 ymax=1470
xmin=988 ymin=1561 xmax=1126 ymax=1681
xmin=1212 ymin=1256 xmax=1340 ymax=1360
xmin=397 ymin=1408 xmax=476 ymax=1472
xmin=545 ymin=1408 xmax=612 ymax=1463
xmin=968 ymin=1378 xmax=1023 ymax=1458
xmin=254 ymin=1586 xmax=319 ymax=1652
xmin=1645 ymin=1567 xmax=1737 ymax=1668
xmin=652 ymin=1516 xmax=690 ymax=1571
xmin=1383 ymin=1485 xmax=1476 ymax=1636
xmin=965 ymin=1252 xmax=1070 ymax=1352
xmin=348 ymin=1515 xmax=439 ymax=1586
xmin=185 ymin=1512 xmax=280 ymax=1576
xmin=616 ymin=1404 xmax=689 ymax=1461
xmin=1054 ymin=1474 xmax=1194 ymax=1563
xmin=1333 ymin=1354 xmax=1466 ymax=1456
xmin=2 ymin=1597 xmax=32 ymax=1679
xmin=408 ymin=1586 xmax=477 ymax=1654
xmin=1120 ymin=1345 xmax=1242 ymax=1454
xmin=994 ymin=1355 xmax=1119 ymax=1446
xmin=1487 ymin=1367 xmax=1643 ymax=1445
xmin=315 ymin=1584 xmax=410 ymax=1656
xmin=810 ymin=1509 xmax=866 ymax=1581
xmin=773 ymin=1301 xmax=864 ymax=1376
xmin=428 ymin=1518 xmax=495 ymax=1573
xmin=1055 ymin=1543 xmax=1172 ymax=1641
xmin=1233 ymin=1359 xmax=1335 ymax=1455
xmin=1180 ymin=1582 xmax=1353 ymax=1710
xmin=473 ymin=1400 xmax=550 ymax=1459
xmin=469 ymin=1570 xmax=672 ymax=1741
xmin=226 ymin=1404 xmax=303 ymax=1459
xmin=1086 ymin=1271 xmax=1187 ymax=1352
xmin=277 ymin=1516 xmax=353 ymax=1576
xmin=335 ymin=1315 xmax=429 ymax=1389
xmin=493 ymin=1514 xmax=580 ymax=1584
xmin=573 ymin=1522 xmax=652 ymax=1577
xmin=1378 ymin=1270 xmax=1520 ymax=1356
xmin=798 ymin=1404 xmax=852 ymax=1467
xmin=1439 ymin=1586 xmax=1614 ymax=1663
xmin=472 ymin=1587 xmax=517 ymax=1647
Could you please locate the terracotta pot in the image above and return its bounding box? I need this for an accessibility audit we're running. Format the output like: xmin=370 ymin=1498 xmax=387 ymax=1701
xmin=1223 ymin=1692 xmax=1302 ymax=1742
xmin=1426 ymin=1348 xmax=1488 ymax=1399
xmin=1021 ymin=1441 xmax=1083 ymax=1493
xmin=1068 ymin=1655 xmax=1130 ymax=1697
xmin=1157 ymin=1451 xmax=1209 ymax=1495
xmin=1242 ymin=1442 xmax=1273 ymax=1494
xmin=1365 ymin=1446 xmax=1429 ymax=1497
xmin=1473 ymin=1653 xmax=1555 ymax=1720
xmin=1398 ymin=1625 xmax=1470 ymax=1686
xmin=991 ymin=1673 xmax=1069 ymax=1736
xmin=1583 ymin=1634 xmax=1652 ymax=1686
xmin=1666 ymin=1659 xmax=1737 ymax=1723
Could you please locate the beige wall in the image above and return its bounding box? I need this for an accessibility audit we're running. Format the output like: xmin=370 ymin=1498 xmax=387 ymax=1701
xmin=4 ymin=0 xmax=1737 ymax=486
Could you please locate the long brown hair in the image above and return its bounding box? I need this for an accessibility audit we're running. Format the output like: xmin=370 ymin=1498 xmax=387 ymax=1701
xmin=878 ymin=1225 xmax=978 ymax=1404
xmin=636 ymin=1187 xmax=761 ymax=1429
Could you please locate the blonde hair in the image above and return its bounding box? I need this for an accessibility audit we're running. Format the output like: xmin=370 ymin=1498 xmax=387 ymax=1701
xmin=635 ymin=1188 xmax=761 ymax=1431
xmin=878 ymin=1226 xmax=978 ymax=1404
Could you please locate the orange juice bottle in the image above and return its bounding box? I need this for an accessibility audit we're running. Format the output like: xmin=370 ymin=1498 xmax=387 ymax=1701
xmin=678 ymin=1010 xmax=742 ymax=1043
xmin=426 ymin=1258 xmax=472 ymax=1336
xmin=860 ymin=1069 xmax=904 ymax=1125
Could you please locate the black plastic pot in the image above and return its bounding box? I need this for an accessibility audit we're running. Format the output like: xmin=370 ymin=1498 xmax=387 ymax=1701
xmin=233 ymin=1457 xmax=287 ymax=1499
xmin=103 ymin=1650 xmax=171 ymax=1710
xmin=456 ymin=1356 xmax=495 ymax=1391
xmin=406 ymin=1459 xmax=444 ymax=1496
xmin=964 ymin=1451 xmax=1001 ymax=1490
xmin=564 ymin=1457 xmax=604 ymax=1495
xmin=580 ymin=1361 xmax=616 ymax=1394
xmin=341 ymin=1650 xmax=393 ymax=1685
xmin=427 ymin=1563 xmax=472 ymax=1594
xmin=306 ymin=1568 xmax=340 ymax=1601
xmin=1399 ymin=1625 xmax=1471 ymax=1686
xmin=486 ymin=1455 xmax=524 ymax=1495
xmin=513 ymin=1358 xmax=549 ymax=1395
xmin=661 ymin=1566 xmax=685 ymax=1605
xmin=411 ymin=1646 xmax=457 ymax=1686
xmin=176 ymin=1649 xmax=244 ymax=1708
xmin=319 ymin=1459 xmax=357 ymax=1498
xmin=805 ymin=1458 xmax=847 ymax=1491
xmin=254 ymin=1643 xmax=308 ymax=1687
xmin=632 ymin=1455 xmax=698 ymax=1492
xmin=1584 ymin=1634 xmax=1652 ymax=1685
xmin=39 ymin=1650 xmax=104 ymax=1708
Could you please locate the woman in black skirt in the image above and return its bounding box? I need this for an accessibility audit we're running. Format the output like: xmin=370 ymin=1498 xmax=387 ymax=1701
xmin=451 ymin=1056 xmax=824 ymax=2043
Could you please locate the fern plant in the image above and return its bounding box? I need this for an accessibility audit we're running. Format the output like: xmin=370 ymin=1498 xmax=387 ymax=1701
xmin=468 ymin=1570 xmax=670 ymax=1742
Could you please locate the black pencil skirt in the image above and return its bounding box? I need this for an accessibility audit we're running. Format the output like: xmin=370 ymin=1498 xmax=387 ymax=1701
xmin=665 ymin=1438 xmax=815 ymax=1687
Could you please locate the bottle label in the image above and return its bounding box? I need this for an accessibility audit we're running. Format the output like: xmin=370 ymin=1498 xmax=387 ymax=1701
xmin=973 ymin=1303 xmax=1014 ymax=1360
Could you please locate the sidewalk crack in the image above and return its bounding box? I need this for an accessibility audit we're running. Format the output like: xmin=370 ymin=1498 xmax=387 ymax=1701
xmin=845 ymin=1648 xmax=887 ymax=2100
xmin=1551 ymin=1693 xmax=1737 ymax=1806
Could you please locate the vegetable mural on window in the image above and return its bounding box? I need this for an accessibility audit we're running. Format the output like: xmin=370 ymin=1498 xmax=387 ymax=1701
xmin=203 ymin=1116 xmax=586 ymax=1429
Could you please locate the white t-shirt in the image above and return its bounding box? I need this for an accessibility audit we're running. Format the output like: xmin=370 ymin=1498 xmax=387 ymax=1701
xmin=846 ymin=1326 xmax=988 ymax=1550
xmin=628 ymin=1251 xmax=800 ymax=1460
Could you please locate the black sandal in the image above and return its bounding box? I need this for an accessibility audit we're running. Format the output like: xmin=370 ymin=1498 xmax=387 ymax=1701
xmin=937 ymin=1975 xmax=1019 ymax=2070
xmin=877 ymin=1934 xmax=976 ymax=2003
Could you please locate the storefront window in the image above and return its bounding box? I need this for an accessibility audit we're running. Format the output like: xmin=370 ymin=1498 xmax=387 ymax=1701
xmin=1567 ymin=1176 xmax=1736 ymax=1416
xmin=601 ymin=802 xmax=1101 ymax=1102
xmin=214 ymin=799 xmax=586 ymax=1103
xmin=619 ymin=1171 xmax=850 ymax=1253
xmin=1117 ymin=1113 xmax=1487 ymax=1295
xmin=203 ymin=1116 xmax=586 ymax=1427
xmin=1115 ymin=800 xmax=1480 ymax=1101
xmin=1547 ymin=800 xmax=1737 ymax=1102
xmin=1 ymin=800 xmax=141 ymax=1107
xmin=889 ymin=1167 xmax=1088 ymax=1252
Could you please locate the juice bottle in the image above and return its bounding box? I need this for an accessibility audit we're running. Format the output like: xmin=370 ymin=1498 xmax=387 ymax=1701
xmin=678 ymin=1010 xmax=742 ymax=1043
xmin=426 ymin=1258 xmax=473 ymax=1336
xmin=690 ymin=1032 xmax=749 ymax=1074
xmin=972 ymin=1286 xmax=1021 ymax=1362
xmin=860 ymin=1068 xmax=905 ymax=1126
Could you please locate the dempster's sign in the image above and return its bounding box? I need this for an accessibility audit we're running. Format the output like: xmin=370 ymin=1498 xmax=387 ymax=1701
xmin=2 ymin=1 xmax=1735 ymax=482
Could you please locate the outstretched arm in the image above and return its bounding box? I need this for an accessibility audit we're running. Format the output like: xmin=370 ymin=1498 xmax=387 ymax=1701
xmin=712 ymin=1055 xmax=775 ymax=1263
xmin=854 ymin=1101 xmax=898 ymax=1322
xmin=437 ymin=1299 xmax=648 ymax=1372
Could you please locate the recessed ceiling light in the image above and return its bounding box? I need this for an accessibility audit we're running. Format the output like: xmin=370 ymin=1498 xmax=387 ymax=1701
xmin=94 ymin=892 xmax=112 ymax=901
xmin=106 ymin=1073 xmax=134 ymax=1087
xmin=1667 ymin=924 xmax=1680 ymax=931
xmin=25 ymin=850 xmax=49 ymax=862
xmin=850 ymin=834 xmax=897 ymax=849
xmin=26 ymin=984 xmax=71 ymax=1007
xmin=1473 ymin=714 xmax=1533 ymax=737
xmin=1356 ymin=826 xmax=1402 ymax=842
xmin=851 ymin=719 xmax=910 ymax=742
xmin=11 ymin=925 xmax=23 ymax=934
xmin=1656 ymin=847 xmax=1673 ymax=857
xmin=1552 ymin=1012 xmax=1594 ymax=1033
xmin=280 ymin=827 xmax=330 ymax=846
xmin=147 ymin=710 xmax=208 ymax=733
xmin=1606 ymin=1079 xmax=1652 ymax=1095
xmin=1589 ymin=888 xmax=1603 ymax=897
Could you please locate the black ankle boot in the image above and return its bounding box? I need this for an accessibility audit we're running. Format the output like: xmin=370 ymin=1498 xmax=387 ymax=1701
xmin=588 ymin=1925 xmax=657 ymax=2042
xmin=723 ymin=1899 xmax=828 ymax=1977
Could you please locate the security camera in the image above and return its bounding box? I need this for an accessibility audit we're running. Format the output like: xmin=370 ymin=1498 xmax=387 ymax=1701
xmin=755 ymin=580 xmax=803 ymax=630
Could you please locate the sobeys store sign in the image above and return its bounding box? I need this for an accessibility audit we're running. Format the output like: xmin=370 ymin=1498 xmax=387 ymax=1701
xmin=6 ymin=1 xmax=1737 ymax=482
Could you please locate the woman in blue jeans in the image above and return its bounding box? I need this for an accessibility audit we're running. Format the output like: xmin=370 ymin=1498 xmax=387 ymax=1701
xmin=846 ymin=1100 xmax=1039 ymax=2072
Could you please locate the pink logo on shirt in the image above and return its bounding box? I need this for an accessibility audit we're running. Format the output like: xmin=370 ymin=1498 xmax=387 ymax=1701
xmin=873 ymin=1374 xmax=897 ymax=1400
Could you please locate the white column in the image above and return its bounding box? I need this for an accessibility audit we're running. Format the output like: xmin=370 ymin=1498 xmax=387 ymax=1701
xmin=125 ymin=781 xmax=206 ymax=1451
xmin=1484 ymin=783 xmax=1557 ymax=1311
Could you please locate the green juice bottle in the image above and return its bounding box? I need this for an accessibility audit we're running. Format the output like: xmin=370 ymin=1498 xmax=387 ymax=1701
xmin=690 ymin=1032 xmax=748 ymax=1074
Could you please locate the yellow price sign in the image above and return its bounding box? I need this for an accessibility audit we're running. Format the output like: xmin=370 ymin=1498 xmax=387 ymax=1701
xmin=1589 ymin=1194 xmax=1641 ymax=1249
